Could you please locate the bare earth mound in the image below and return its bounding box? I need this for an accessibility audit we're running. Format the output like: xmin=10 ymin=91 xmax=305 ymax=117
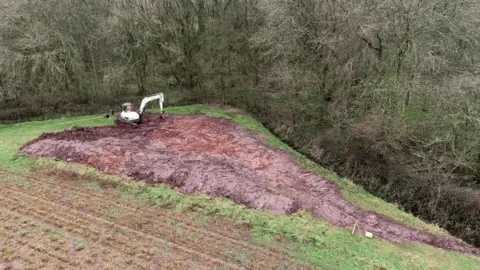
xmin=20 ymin=114 xmax=479 ymax=256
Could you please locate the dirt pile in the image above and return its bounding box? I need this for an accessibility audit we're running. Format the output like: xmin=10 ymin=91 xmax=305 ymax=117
xmin=20 ymin=113 xmax=480 ymax=256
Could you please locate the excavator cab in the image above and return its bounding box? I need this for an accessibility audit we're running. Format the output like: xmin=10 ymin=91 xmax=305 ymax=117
xmin=121 ymin=102 xmax=134 ymax=112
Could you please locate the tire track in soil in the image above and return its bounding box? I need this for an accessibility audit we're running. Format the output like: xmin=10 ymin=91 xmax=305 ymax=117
xmin=0 ymin=191 xmax=159 ymax=269
xmin=0 ymin=226 xmax=62 ymax=269
xmin=0 ymin=173 xmax=304 ymax=270
xmin=0 ymin=183 xmax=239 ymax=270
xmin=0 ymin=169 xmax=312 ymax=269
xmin=6 ymin=168 xmax=300 ymax=266
xmin=0 ymin=168 xmax=307 ymax=265
xmin=0 ymin=209 xmax=89 ymax=269
xmin=0 ymin=206 xmax=158 ymax=269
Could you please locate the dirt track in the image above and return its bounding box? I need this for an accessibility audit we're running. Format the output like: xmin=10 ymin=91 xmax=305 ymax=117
xmin=20 ymin=113 xmax=480 ymax=256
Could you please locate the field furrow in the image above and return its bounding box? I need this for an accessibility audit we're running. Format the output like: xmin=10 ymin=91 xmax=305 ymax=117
xmin=0 ymin=168 xmax=307 ymax=269
xmin=2 ymin=169 xmax=288 ymax=256
xmin=0 ymin=185 xmax=221 ymax=269
xmin=0 ymin=196 xmax=154 ymax=269
xmin=0 ymin=168 xmax=309 ymax=269
xmin=0 ymin=209 xmax=81 ymax=269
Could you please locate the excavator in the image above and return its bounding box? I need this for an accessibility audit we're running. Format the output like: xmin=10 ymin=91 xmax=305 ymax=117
xmin=106 ymin=93 xmax=165 ymax=125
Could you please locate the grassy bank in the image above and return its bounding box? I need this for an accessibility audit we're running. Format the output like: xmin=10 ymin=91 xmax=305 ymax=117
xmin=0 ymin=105 xmax=479 ymax=269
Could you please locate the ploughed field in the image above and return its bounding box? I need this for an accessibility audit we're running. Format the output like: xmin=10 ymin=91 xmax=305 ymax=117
xmin=19 ymin=114 xmax=480 ymax=257
xmin=0 ymin=168 xmax=305 ymax=269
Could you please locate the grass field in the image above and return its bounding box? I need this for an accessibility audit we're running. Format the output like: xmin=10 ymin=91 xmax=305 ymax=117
xmin=0 ymin=105 xmax=479 ymax=269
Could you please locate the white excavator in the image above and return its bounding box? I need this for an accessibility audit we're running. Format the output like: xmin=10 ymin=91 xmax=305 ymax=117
xmin=109 ymin=92 xmax=165 ymax=124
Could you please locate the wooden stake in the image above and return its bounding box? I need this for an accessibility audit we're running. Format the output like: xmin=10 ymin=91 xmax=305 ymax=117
xmin=351 ymin=221 xmax=358 ymax=235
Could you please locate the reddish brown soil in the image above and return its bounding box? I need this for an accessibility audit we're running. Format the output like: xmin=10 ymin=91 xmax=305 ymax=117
xmin=20 ymin=113 xmax=480 ymax=256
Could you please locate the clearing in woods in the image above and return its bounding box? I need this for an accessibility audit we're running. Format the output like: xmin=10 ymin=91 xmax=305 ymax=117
xmin=1 ymin=105 xmax=480 ymax=269
xmin=19 ymin=113 xmax=479 ymax=256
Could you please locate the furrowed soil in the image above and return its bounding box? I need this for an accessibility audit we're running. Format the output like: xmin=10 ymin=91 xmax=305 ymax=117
xmin=0 ymin=168 xmax=307 ymax=269
xmin=20 ymin=114 xmax=480 ymax=257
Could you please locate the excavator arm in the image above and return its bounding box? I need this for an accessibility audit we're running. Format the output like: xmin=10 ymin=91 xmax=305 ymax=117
xmin=138 ymin=93 xmax=164 ymax=115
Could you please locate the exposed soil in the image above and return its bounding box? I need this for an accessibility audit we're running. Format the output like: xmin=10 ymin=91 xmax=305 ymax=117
xmin=20 ymin=113 xmax=480 ymax=256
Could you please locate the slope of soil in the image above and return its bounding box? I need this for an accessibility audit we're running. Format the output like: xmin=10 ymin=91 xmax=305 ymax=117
xmin=0 ymin=168 xmax=306 ymax=269
xmin=20 ymin=113 xmax=480 ymax=257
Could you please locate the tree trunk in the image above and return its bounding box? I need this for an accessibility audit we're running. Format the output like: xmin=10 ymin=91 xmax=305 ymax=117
xmin=136 ymin=53 xmax=148 ymax=95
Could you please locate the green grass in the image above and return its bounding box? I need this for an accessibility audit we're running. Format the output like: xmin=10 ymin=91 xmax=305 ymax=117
xmin=1 ymin=105 xmax=479 ymax=269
